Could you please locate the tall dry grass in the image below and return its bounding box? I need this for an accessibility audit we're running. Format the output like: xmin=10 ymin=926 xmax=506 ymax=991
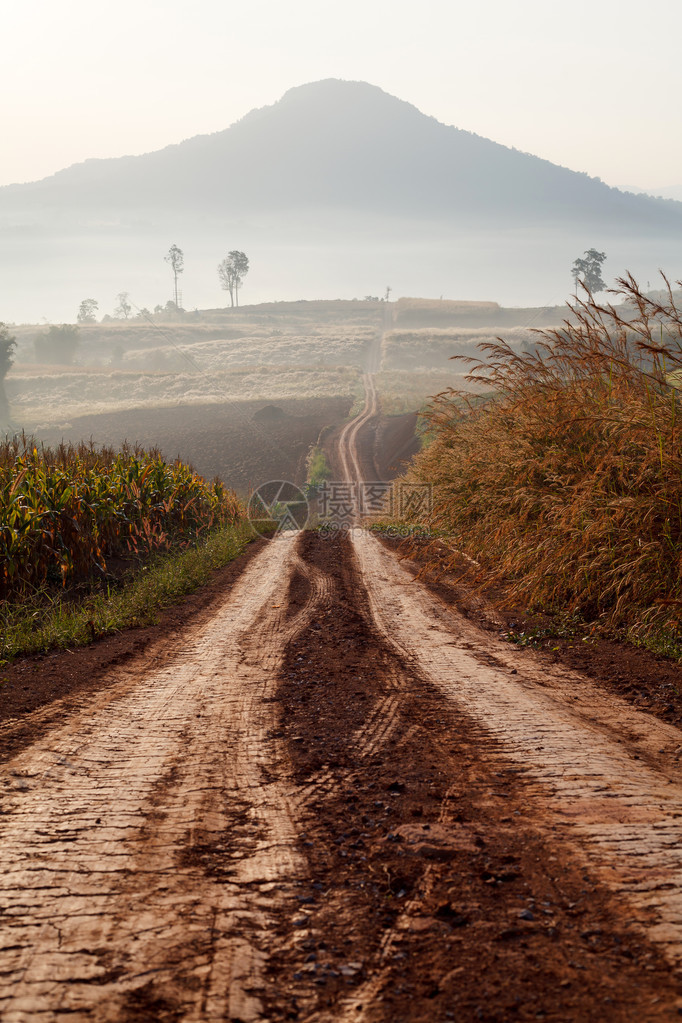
xmin=400 ymin=274 xmax=682 ymax=643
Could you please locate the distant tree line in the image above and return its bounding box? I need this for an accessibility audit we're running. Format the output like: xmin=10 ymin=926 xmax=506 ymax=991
xmin=73 ymin=244 xmax=252 ymax=324
xmin=34 ymin=324 xmax=80 ymax=365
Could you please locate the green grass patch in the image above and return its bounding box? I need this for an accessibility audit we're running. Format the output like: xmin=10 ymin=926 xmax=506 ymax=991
xmin=306 ymin=446 xmax=332 ymax=492
xmin=505 ymin=612 xmax=586 ymax=649
xmin=627 ymin=624 xmax=682 ymax=663
xmin=0 ymin=520 xmax=262 ymax=662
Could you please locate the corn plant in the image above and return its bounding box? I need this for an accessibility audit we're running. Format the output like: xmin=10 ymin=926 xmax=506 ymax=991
xmin=0 ymin=438 xmax=243 ymax=600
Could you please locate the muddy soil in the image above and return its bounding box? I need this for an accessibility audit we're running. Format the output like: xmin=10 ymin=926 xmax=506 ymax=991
xmin=387 ymin=536 xmax=682 ymax=735
xmin=0 ymin=538 xmax=268 ymax=763
xmin=0 ymin=533 xmax=315 ymax=1021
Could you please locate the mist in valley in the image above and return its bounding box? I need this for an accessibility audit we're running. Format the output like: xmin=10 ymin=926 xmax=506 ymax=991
xmin=3 ymin=80 xmax=682 ymax=324
xmin=2 ymin=217 xmax=682 ymax=326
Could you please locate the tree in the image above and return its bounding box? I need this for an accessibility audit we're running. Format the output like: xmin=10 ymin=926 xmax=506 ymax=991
xmin=164 ymin=245 xmax=184 ymax=309
xmin=115 ymin=291 xmax=132 ymax=319
xmin=0 ymin=323 xmax=16 ymax=422
xmin=77 ymin=298 xmax=98 ymax=324
xmin=34 ymin=324 xmax=80 ymax=365
xmin=572 ymin=249 xmax=607 ymax=295
xmin=217 ymin=250 xmax=249 ymax=308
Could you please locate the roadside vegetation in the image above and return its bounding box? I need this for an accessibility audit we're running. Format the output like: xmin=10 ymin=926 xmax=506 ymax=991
xmin=0 ymin=437 xmax=251 ymax=659
xmin=305 ymin=445 xmax=332 ymax=492
xmin=0 ymin=437 xmax=242 ymax=599
xmin=0 ymin=519 xmax=256 ymax=660
xmin=398 ymin=275 xmax=682 ymax=654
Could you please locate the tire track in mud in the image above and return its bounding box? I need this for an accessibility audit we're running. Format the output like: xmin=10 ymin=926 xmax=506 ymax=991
xmin=336 ymin=374 xmax=379 ymax=505
xmin=321 ymin=368 xmax=682 ymax=1017
xmin=0 ymin=534 xmax=327 ymax=1022
xmin=6 ymin=350 xmax=682 ymax=1021
xmin=268 ymin=530 xmax=680 ymax=1023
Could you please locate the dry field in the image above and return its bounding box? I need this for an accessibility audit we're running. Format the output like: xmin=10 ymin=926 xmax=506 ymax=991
xmin=381 ymin=325 xmax=540 ymax=370
xmin=6 ymin=316 xmax=379 ymax=430
xmin=6 ymin=364 xmax=361 ymax=429
xmin=373 ymin=369 xmax=474 ymax=415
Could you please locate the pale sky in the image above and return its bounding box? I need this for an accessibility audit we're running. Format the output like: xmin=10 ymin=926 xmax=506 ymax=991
xmin=1 ymin=0 xmax=681 ymax=191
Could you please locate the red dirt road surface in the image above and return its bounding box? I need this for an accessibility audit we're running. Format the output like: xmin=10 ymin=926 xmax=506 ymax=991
xmin=3 ymin=372 xmax=682 ymax=1020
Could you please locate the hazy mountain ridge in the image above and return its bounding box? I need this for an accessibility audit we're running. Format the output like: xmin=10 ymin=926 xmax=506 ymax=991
xmin=2 ymin=79 xmax=682 ymax=322
xmin=2 ymin=79 xmax=681 ymax=232
xmin=622 ymin=184 xmax=682 ymax=203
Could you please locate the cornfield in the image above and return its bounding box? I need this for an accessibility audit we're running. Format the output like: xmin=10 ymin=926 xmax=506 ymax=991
xmin=400 ymin=274 xmax=682 ymax=643
xmin=0 ymin=437 xmax=243 ymax=600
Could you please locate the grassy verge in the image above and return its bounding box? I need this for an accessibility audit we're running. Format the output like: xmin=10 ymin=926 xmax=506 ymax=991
xmin=0 ymin=520 xmax=261 ymax=662
xmin=306 ymin=446 xmax=333 ymax=492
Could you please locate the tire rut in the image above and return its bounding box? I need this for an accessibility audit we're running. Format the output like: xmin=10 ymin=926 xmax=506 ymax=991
xmin=268 ymin=530 xmax=679 ymax=1023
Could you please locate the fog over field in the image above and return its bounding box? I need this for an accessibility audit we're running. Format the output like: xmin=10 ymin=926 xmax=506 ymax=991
xmin=2 ymin=78 xmax=682 ymax=478
xmin=4 ymin=221 xmax=682 ymax=325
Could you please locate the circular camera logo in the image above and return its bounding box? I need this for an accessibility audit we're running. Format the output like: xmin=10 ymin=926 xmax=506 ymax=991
xmin=247 ymin=480 xmax=309 ymax=536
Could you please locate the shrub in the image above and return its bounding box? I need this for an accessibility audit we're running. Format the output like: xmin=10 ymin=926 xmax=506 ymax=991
xmin=34 ymin=324 xmax=80 ymax=365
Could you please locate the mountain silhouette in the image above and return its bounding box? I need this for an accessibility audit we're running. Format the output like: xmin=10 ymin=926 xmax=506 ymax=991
xmin=2 ymin=79 xmax=680 ymax=233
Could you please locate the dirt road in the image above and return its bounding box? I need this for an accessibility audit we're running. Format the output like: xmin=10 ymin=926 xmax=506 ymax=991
xmin=3 ymin=374 xmax=682 ymax=1020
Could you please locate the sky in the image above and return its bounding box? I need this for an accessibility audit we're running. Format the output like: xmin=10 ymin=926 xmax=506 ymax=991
xmin=1 ymin=0 xmax=681 ymax=192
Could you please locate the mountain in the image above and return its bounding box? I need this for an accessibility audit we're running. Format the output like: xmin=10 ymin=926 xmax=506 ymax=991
xmin=2 ymin=79 xmax=681 ymax=233
xmin=2 ymin=80 xmax=682 ymax=322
